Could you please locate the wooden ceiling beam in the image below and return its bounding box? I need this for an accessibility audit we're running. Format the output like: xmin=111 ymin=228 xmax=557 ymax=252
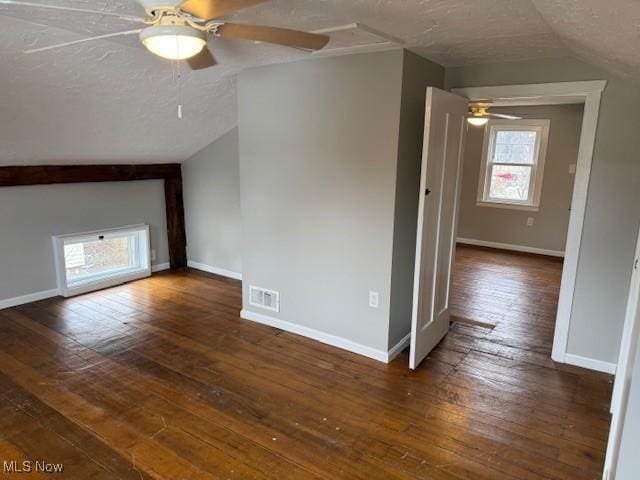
xmin=0 ymin=164 xmax=187 ymax=270
xmin=0 ymin=164 xmax=181 ymax=187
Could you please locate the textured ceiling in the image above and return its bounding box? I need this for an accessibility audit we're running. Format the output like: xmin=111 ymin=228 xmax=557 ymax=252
xmin=0 ymin=0 xmax=637 ymax=165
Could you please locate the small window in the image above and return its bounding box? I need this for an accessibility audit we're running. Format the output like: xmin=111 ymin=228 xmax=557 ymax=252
xmin=53 ymin=224 xmax=151 ymax=297
xmin=477 ymin=119 xmax=550 ymax=210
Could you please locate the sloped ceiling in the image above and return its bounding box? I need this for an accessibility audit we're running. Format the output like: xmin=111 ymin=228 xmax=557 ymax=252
xmin=0 ymin=0 xmax=638 ymax=165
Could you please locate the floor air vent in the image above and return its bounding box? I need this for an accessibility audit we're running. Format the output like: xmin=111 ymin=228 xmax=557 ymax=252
xmin=249 ymin=286 xmax=280 ymax=313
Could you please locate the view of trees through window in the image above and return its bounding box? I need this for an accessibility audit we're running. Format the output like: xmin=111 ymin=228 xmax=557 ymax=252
xmin=489 ymin=164 xmax=532 ymax=201
xmin=64 ymin=236 xmax=134 ymax=282
xmin=487 ymin=129 xmax=538 ymax=202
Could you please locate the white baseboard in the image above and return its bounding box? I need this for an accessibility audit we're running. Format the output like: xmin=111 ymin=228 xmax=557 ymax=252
xmin=564 ymin=353 xmax=616 ymax=374
xmin=457 ymin=237 xmax=565 ymax=258
xmin=0 ymin=289 xmax=60 ymax=311
xmin=1 ymin=263 xmax=168 ymax=310
xmin=388 ymin=333 xmax=411 ymax=362
xmin=187 ymin=260 xmax=242 ymax=280
xmin=241 ymin=309 xmax=402 ymax=363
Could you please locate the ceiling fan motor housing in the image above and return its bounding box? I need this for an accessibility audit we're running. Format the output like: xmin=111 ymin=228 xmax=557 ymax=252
xmin=138 ymin=0 xmax=182 ymax=12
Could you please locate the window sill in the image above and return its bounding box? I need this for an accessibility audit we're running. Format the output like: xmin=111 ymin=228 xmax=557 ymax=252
xmin=476 ymin=201 xmax=540 ymax=212
xmin=63 ymin=267 xmax=151 ymax=297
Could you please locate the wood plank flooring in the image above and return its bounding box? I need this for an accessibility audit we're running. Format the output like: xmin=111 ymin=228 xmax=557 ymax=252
xmin=451 ymin=245 xmax=565 ymax=350
xmin=0 ymin=246 xmax=612 ymax=479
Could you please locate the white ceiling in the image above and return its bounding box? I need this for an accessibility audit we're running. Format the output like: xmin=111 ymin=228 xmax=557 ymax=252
xmin=0 ymin=0 xmax=638 ymax=165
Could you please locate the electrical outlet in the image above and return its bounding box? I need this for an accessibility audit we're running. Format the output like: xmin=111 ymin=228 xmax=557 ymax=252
xmin=527 ymin=217 xmax=534 ymax=227
xmin=369 ymin=291 xmax=379 ymax=308
xmin=151 ymin=249 xmax=156 ymax=261
xmin=569 ymin=163 xmax=577 ymax=174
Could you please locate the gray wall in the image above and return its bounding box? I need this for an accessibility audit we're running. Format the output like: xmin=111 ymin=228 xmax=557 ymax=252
xmin=458 ymin=104 xmax=584 ymax=253
xmin=0 ymin=180 xmax=169 ymax=301
xmin=388 ymin=51 xmax=445 ymax=349
xmin=183 ymin=127 xmax=242 ymax=274
xmin=446 ymin=58 xmax=640 ymax=364
xmin=238 ymin=50 xmax=405 ymax=352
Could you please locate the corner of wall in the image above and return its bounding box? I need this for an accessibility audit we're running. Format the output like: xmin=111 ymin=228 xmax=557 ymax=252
xmin=183 ymin=127 xmax=242 ymax=275
xmin=238 ymin=51 xmax=409 ymax=359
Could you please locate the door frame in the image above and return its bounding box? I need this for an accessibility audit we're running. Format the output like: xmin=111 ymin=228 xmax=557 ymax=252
xmin=603 ymin=223 xmax=640 ymax=479
xmin=452 ymin=80 xmax=607 ymax=371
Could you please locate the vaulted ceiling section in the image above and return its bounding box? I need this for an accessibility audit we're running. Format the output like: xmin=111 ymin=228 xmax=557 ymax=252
xmin=1 ymin=0 xmax=638 ymax=164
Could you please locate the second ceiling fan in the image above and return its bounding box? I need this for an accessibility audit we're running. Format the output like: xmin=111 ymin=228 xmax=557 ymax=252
xmin=467 ymin=102 xmax=522 ymax=126
xmin=0 ymin=0 xmax=331 ymax=69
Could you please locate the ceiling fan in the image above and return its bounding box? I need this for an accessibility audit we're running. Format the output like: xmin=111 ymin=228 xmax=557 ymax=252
xmin=0 ymin=0 xmax=331 ymax=69
xmin=467 ymin=102 xmax=522 ymax=126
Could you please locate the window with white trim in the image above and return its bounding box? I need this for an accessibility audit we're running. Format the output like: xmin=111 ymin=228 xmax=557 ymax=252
xmin=53 ymin=224 xmax=151 ymax=297
xmin=477 ymin=119 xmax=550 ymax=210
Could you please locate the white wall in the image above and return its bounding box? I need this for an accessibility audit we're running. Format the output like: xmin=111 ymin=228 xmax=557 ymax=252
xmin=446 ymin=58 xmax=640 ymax=365
xmin=458 ymin=104 xmax=583 ymax=253
xmin=183 ymin=128 xmax=242 ymax=276
xmin=0 ymin=180 xmax=169 ymax=303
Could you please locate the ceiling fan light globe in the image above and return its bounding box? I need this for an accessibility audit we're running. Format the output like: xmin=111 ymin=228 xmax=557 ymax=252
xmin=140 ymin=25 xmax=206 ymax=60
xmin=467 ymin=117 xmax=488 ymax=126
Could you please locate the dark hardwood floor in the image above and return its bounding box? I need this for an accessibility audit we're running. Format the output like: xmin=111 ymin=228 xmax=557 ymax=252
xmin=0 ymin=246 xmax=612 ymax=479
xmin=451 ymin=245 xmax=565 ymax=352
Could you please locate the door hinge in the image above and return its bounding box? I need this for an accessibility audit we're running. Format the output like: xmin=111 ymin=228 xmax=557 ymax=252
xmin=425 ymin=188 xmax=431 ymax=196
xmin=635 ymin=258 xmax=638 ymax=271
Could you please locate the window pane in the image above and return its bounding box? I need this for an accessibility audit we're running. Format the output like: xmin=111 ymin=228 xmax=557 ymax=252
xmin=493 ymin=130 xmax=537 ymax=164
xmin=64 ymin=235 xmax=136 ymax=282
xmin=488 ymin=164 xmax=532 ymax=202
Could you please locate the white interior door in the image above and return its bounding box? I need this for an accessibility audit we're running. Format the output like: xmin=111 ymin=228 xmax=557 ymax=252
xmin=410 ymin=87 xmax=468 ymax=370
xmin=604 ymin=222 xmax=640 ymax=478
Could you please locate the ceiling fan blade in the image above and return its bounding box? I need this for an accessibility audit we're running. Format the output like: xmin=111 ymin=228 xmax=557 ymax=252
xmin=490 ymin=113 xmax=522 ymax=120
xmin=24 ymin=29 xmax=143 ymax=54
xmin=187 ymin=45 xmax=217 ymax=70
xmin=217 ymin=23 xmax=330 ymax=50
xmin=180 ymin=0 xmax=266 ymax=20
xmin=0 ymin=0 xmax=145 ymax=22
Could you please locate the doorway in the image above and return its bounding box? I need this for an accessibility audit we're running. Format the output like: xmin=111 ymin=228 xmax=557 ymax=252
xmin=449 ymin=101 xmax=583 ymax=355
xmin=410 ymin=81 xmax=606 ymax=371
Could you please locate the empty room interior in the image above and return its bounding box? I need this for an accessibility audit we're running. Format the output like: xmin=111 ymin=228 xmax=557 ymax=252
xmin=1 ymin=1 xmax=640 ymax=479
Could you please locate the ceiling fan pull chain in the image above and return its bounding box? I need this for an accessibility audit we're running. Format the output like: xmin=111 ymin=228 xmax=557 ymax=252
xmin=174 ymin=56 xmax=184 ymax=120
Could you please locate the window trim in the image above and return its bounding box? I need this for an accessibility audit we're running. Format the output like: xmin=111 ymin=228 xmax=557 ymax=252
xmin=52 ymin=224 xmax=151 ymax=297
xmin=476 ymin=119 xmax=550 ymax=211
